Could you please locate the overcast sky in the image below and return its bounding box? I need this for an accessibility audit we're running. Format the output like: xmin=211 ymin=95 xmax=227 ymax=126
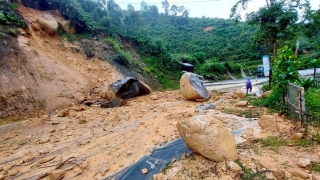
xmin=117 ymin=0 xmax=320 ymax=19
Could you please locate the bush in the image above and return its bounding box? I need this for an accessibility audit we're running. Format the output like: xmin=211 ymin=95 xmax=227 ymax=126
xmin=263 ymin=88 xmax=285 ymax=112
xmin=201 ymin=62 xmax=227 ymax=73
xmin=306 ymin=87 xmax=320 ymax=121
xmin=261 ymin=83 xmax=271 ymax=92
xmin=105 ymin=37 xmax=121 ymax=53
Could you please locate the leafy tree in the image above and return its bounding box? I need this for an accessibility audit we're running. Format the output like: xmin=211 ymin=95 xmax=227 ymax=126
xmin=230 ymin=0 xmax=310 ymax=87
xmin=127 ymin=3 xmax=134 ymax=12
xmin=161 ymin=0 xmax=170 ymax=16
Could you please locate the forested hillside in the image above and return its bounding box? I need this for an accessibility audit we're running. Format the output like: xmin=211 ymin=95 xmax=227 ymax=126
xmin=17 ymin=0 xmax=320 ymax=86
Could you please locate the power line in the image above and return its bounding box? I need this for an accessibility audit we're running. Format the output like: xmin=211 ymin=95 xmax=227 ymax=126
xmin=117 ymin=0 xmax=220 ymax=5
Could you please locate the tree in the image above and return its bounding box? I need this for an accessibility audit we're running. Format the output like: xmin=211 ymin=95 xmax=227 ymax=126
xmin=127 ymin=3 xmax=134 ymax=12
xmin=161 ymin=0 xmax=169 ymax=16
xmin=230 ymin=0 xmax=310 ymax=87
xmin=107 ymin=0 xmax=122 ymax=31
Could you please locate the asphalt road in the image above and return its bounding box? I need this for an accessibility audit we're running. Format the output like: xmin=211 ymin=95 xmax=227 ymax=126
xmin=204 ymin=68 xmax=320 ymax=91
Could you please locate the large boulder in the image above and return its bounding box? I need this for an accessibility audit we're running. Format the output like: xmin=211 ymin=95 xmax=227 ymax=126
xmin=59 ymin=20 xmax=76 ymax=34
xmin=180 ymin=72 xmax=210 ymax=101
xmin=38 ymin=14 xmax=58 ymax=36
xmin=110 ymin=77 xmax=151 ymax=99
xmin=177 ymin=115 xmax=238 ymax=162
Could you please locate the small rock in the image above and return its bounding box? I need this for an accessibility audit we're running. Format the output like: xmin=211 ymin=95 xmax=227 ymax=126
xmin=272 ymin=170 xmax=285 ymax=179
xmin=291 ymin=133 xmax=303 ymax=140
xmin=23 ymin=154 xmax=35 ymax=163
xmin=80 ymin=161 xmax=89 ymax=171
xmin=262 ymin=91 xmax=271 ymax=98
xmin=0 ymin=166 xmax=3 ymax=171
xmin=49 ymin=169 xmax=66 ymax=180
xmin=126 ymin=151 xmax=132 ymax=156
xmin=67 ymin=131 xmax=74 ymax=136
xmin=60 ymin=125 xmax=67 ymax=130
xmin=248 ymin=105 xmax=254 ymax=108
xmin=37 ymin=156 xmax=55 ymax=165
xmin=140 ymin=122 xmax=145 ymax=125
xmin=39 ymin=137 xmax=50 ymax=144
xmin=39 ymin=149 xmax=50 ymax=154
xmin=227 ymin=161 xmax=242 ymax=179
xmin=49 ymin=129 xmax=56 ymax=133
xmin=141 ymin=168 xmax=148 ymax=174
xmin=235 ymin=101 xmax=248 ymax=107
xmin=313 ymin=174 xmax=320 ymax=180
xmin=297 ymin=158 xmax=311 ymax=168
xmin=51 ymin=121 xmax=60 ymax=125
xmin=57 ymin=109 xmax=69 ymax=117
xmin=150 ymin=95 xmax=158 ymax=100
xmin=288 ymin=168 xmax=309 ymax=179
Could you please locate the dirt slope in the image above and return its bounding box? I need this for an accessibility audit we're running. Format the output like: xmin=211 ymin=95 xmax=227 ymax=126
xmin=0 ymin=6 xmax=123 ymax=120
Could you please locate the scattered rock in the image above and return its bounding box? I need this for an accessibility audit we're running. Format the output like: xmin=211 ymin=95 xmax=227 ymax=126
xmin=80 ymin=161 xmax=89 ymax=171
xmin=235 ymin=101 xmax=248 ymax=107
xmin=291 ymin=133 xmax=303 ymax=140
xmin=313 ymin=174 xmax=320 ymax=180
xmin=57 ymin=109 xmax=69 ymax=117
xmin=272 ymin=170 xmax=285 ymax=179
xmin=37 ymin=156 xmax=55 ymax=165
xmin=51 ymin=121 xmax=60 ymax=125
xmin=195 ymin=103 xmax=215 ymax=111
xmin=262 ymin=91 xmax=271 ymax=98
xmin=39 ymin=137 xmax=50 ymax=144
xmin=258 ymin=115 xmax=277 ymax=132
xmin=67 ymin=131 xmax=74 ymax=136
xmin=177 ymin=115 xmax=238 ymax=162
xmin=23 ymin=154 xmax=36 ymax=163
xmin=141 ymin=168 xmax=148 ymax=174
xmin=241 ymin=128 xmax=255 ymax=140
xmin=297 ymin=158 xmax=311 ymax=168
xmin=288 ymin=168 xmax=309 ymax=179
xmin=49 ymin=169 xmax=66 ymax=180
xmin=227 ymin=161 xmax=242 ymax=179
xmin=39 ymin=149 xmax=50 ymax=154
xmin=232 ymin=90 xmax=246 ymax=99
xmin=150 ymin=94 xmax=158 ymax=100
xmin=258 ymin=156 xmax=277 ymax=170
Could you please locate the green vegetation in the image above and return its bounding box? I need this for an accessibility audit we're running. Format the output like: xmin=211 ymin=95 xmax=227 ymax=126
xmin=0 ymin=1 xmax=26 ymax=28
xmin=260 ymin=136 xmax=288 ymax=148
xmin=308 ymin=161 xmax=320 ymax=173
xmin=236 ymin=160 xmax=268 ymax=180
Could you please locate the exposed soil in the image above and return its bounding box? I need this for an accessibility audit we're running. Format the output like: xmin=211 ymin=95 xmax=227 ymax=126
xmin=0 ymin=6 xmax=319 ymax=180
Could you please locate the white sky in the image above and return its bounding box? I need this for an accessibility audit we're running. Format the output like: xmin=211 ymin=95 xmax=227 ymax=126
xmin=117 ymin=0 xmax=320 ymax=19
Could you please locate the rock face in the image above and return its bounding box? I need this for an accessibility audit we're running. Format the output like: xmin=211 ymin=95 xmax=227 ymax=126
xmin=258 ymin=115 xmax=278 ymax=132
xmin=177 ymin=115 xmax=238 ymax=162
xmin=180 ymin=72 xmax=210 ymax=101
xmin=38 ymin=14 xmax=58 ymax=36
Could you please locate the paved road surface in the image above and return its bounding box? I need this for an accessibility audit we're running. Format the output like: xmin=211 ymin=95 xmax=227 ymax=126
xmin=204 ymin=68 xmax=320 ymax=91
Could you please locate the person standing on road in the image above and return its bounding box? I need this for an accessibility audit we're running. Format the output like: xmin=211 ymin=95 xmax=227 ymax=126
xmin=246 ymin=78 xmax=252 ymax=95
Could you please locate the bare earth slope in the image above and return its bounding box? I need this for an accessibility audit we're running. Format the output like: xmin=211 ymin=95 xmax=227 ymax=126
xmin=0 ymin=7 xmax=122 ymax=119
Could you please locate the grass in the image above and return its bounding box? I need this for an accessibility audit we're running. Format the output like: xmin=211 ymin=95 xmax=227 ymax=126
xmin=161 ymin=162 xmax=173 ymax=174
xmin=308 ymin=161 xmax=320 ymax=172
xmin=220 ymin=107 xmax=258 ymax=118
xmin=236 ymin=160 xmax=268 ymax=180
xmin=259 ymin=136 xmax=288 ymax=151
